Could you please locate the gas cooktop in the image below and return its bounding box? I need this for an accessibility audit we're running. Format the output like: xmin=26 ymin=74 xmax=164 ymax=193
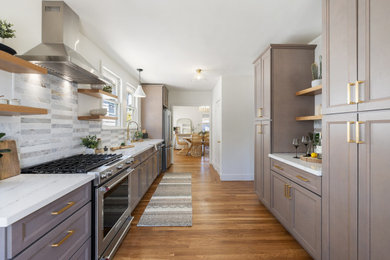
xmin=21 ymin=154 xmax=123 ymax=174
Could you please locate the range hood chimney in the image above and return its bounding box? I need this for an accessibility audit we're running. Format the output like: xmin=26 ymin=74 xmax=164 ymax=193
xmin=18 ymin=1 xmax=111 ymax=85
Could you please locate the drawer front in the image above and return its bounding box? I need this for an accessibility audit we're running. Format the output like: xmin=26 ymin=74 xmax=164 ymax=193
xmin=9 ymin=183 xmax=91 ymax=258
xmin=271 ymin=159 xmax=321 ymax=195
xmin=14 ymin=203 xmax=91 ymax=260
xmin=70 ymin=237 xmax=91 ymax=260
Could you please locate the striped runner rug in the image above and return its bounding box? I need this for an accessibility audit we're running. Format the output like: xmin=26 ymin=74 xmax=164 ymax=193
xmin=137 ymin=172 xmax=192 ymax=227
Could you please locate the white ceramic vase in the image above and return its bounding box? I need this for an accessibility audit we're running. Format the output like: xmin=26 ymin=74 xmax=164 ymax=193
xmin=311 ymin=79 xmax=322 ymax=87
xmin=85 ymin=148 xmax=95 ymax=154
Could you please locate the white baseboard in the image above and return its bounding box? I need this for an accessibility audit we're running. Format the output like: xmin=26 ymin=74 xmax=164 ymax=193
xmin=220 ymin=173 xmax=254 ymax=181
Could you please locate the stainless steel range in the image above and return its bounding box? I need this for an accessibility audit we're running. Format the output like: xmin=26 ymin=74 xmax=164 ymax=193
xmin=22 ymin=153 xmax=135 ymax=260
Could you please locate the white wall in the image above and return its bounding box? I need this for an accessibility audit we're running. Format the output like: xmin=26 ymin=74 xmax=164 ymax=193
xmin=220 ymin=75 xmax=254 ymax=181
xmin=211 ymin=77 xmax=222 ymax=173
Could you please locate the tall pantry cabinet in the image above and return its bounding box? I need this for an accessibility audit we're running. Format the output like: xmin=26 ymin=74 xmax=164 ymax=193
xmin=322 ymin=0 xmax=390 ymax=259
xmin=254 ymin=45 xmax=315 ymax=208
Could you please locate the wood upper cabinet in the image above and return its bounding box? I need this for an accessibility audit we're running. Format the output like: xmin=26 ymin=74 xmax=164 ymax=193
xmin=357 ymin=0 xmax=390 ymax=111
xmin=322 ymin=0 xmax=358 ymax=114
xmin=358 ymin=110 xmax=390 ymax=259
xmin=254 ymin=122 xmax=271 ymax=208
xmin=254 ymin=49 xmax=271 ymax=120
xmin=322 ymin=113 xmax=358 ymax=260
xmin=323 ymin=0 xmax=390 ymax=114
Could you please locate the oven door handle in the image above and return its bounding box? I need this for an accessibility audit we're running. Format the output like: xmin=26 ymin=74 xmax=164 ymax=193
xmin=105 ymin=168 xmax=133 ymax=191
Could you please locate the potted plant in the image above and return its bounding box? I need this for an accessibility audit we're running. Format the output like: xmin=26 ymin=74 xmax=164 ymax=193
xmin=0 ymin=133 xmax=11 ymax=158
xmin=0 ymin=19 xmax=17 ymax=55
xmin=311 ymin=55 xmax=322 ymax=87
xmin=81 ymin=135 xmax=99 ymax=154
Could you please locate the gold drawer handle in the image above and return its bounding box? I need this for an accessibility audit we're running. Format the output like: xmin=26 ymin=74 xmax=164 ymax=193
xmin=287 ymin=185 xmax=292 ymax=199
xmin=296 ymin=175 xmax=309 ymax=182
xmin=347 ymin=121 xmax=355 ymax=143
xmin=347 ymin=82 xmax=356 ymax=104
xmin=51 ymin=202 xmax=75 ymax=215
xmin=356 ymin=121 xmax=365 ymax=144
xmin=51 ymin=230 xmax=74 ymax=247
xmin=257 ymin=124 xmax=263 ymax=134
xmin=274 ymin=165 xmax=284 ymax=171
xmin=257 ymin=107 xmax=263 ymax=118
xmin=355 ymin=80 xmax=364 ymax=104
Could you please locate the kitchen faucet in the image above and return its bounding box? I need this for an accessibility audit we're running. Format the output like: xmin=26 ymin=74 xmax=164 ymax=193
xmin=126 ymin=121 xmax=140 ymax=142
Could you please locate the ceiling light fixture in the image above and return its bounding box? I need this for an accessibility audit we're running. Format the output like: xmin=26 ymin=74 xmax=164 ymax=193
xmin=195 ymin=69 xmax=203 ymax=80
xmin=134 ymin=68 xmax=146 ymax=98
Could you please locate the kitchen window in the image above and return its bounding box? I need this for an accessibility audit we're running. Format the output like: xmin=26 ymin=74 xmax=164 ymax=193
xmin=126 ymin=83 xmax=139 ymax=124
xmin=102 ymin=67 xmax=122 ymax=127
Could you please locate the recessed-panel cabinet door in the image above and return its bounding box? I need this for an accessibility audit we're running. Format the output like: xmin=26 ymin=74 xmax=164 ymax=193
xmin=291 ymin=183 xmax=321 ymax=260
xmin=254 ymin=123 xmax=264 ymax=200
xmin=322 ymin=0 xmax=358 ymax=114
xmin=358 ymin=110 xmax=390 ymax=259
xmin=357 ymin=0 xmax=390 ymax=111
xmin=262 ymin=50 xmax=271 ymax=120
xmin=322 ymin=113 xmax=358 ymax=260
xmin=130 ymin=168 xmax=139 ymax=211
xmin=262 ymin=122 xmax=271 ymax=208
xmin=271 ymin=171 xmax=291 ymax=228
xmin=254 ymin=60 xmax=262 ymax=120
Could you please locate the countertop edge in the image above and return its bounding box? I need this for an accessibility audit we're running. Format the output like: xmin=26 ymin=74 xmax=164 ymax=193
xmin=268 ymin=153 xmax=322 ymax=176
xmin=0 ymin=175 xmax=95 ymax=227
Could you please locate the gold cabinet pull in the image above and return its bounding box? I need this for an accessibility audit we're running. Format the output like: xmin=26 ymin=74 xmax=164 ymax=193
xmin=355 ymin=80 xmax=364 ymax=104
xmin=296 ymin=175 xmax=309 ymax=182
xmin=257 ymin=107 xmax=263 ymax=118
xmin=274 ymin=165 xmax=284 ymax=171
xmin=51 ymin=230 xmax=74 ymax=247
xmin=347 ymin=121 xmax=355 ymax=143
xmin=51 ymin=202 xmax=75 ymax=215
xmin=356 ymin=121 xmax=365 ymax=144
xmin=284 ymin=184 xmax=288 ymax=198
xmin=287 ymin=185 xmax=291 ymax=199
xmin=347 ymin=82 xmax=356 ymax=104
xmin=257 ymin=123 xmax=263 ymax=134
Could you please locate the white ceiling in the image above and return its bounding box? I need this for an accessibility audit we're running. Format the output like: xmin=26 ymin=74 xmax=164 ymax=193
xmin=65 ymin=0 xmax=321 ymax=90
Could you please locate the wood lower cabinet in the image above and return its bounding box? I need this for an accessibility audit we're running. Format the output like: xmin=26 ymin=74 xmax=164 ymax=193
xmin=254 ymin=122 xmax=271 ymax=208
xmin=271 ymin=170 xmax=322 ymax=260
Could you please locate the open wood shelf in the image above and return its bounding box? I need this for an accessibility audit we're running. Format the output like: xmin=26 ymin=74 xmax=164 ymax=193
xmin=78 ymin=115 xmax=118 ymax=121
xmin=0 ymin=104 xmax=48 ymax=116
xmin=296 ymin=115 xmax=323 ymax=121
xmin=77 ymin=89 xmax=118 ymax=99
xmin=0 ymin=51 xmax=47 ymax=74
xmin=295 ymin=85 xmax=322 ymax=96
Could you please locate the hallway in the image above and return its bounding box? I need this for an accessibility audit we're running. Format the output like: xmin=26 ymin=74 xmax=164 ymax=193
xmin=114 ymin=152 xmax=311 ymax=259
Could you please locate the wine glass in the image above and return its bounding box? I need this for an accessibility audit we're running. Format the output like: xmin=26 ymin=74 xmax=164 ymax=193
xmin=292 ymin=138 xmax=300 ymax=158
xmin=301 ymin=136 xmax=310 ymax=156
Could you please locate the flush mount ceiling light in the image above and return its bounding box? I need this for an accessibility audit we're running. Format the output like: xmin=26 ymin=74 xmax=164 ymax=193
xmin=134 ymin=68 xmax=146 ymax=98
xmin=195 ymin=69 xmax=203 ymax=80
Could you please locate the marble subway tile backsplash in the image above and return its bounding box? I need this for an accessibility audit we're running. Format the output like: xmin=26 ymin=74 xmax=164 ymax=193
xmin=0 ymin=74 xmax=126 ymax=168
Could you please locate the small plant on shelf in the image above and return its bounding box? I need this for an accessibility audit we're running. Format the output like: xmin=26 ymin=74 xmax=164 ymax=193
xmin=311 ymin=59 xmax=322 ymax=87
xmin=102 ymin=85 xmax=113 ymax=93
xmin=0 ymin=133 xmax=11 ymax=158
xmin=81 ymin=135 xmax=99 ymax=149
xmin=0 ymin=20 xmax=15 ymax=40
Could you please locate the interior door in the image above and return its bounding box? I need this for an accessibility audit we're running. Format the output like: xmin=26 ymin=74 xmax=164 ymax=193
xmin=322 ymin=113 xmax=358 ymax=260
xmin=358 ymin=110 xmax=390 ymax=259
xmin=213 ymin=100 xmax=222 ymax=173
xmin=357 ymin=0 xmax=390 ymax=111
xmin=322 ymin=0 xmax=358 ymax=114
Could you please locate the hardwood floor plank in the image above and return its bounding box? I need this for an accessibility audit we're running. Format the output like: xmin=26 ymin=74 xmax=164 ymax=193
xmin=114 ymin=151 xmax=312 ymax=259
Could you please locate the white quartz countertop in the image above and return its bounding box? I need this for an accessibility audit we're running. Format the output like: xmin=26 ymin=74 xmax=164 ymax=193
xmin=0 ymin=174 xmax=95 ymax=227
xmin=268 ymin=153 xmax=322 ymax=176
xmin=114 ymin=139 xmax=164 ymax=157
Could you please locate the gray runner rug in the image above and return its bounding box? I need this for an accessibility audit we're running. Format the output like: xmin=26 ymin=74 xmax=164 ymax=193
xmin=137 ymin=172 xmax=192 ymax=227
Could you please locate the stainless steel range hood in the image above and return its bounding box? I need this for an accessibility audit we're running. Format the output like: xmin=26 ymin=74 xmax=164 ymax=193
xmin=18 ymin=1 xmax=111 ymax=85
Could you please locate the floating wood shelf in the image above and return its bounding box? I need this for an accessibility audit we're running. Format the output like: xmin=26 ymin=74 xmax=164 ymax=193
xmin=77 ymin=89 xmax=118 ymax=99
xmin=295 ymin=85 xmax=322 ymax=96
xmin=0 ymin=51 xmax=47 ymax=74
xmin=296 ymin=115 xmax=323 ymax=121
xmin=78 ymin=115 xmax=118 ymax=121
xmin=0 ymin=104 xmax=48 ymax=116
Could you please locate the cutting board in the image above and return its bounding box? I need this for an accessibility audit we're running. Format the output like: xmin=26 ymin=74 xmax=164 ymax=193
xmin=110 ymin=144 xmax=135 ymax=151
xmin=300 ymin=155 xmax=322 ymax=164
xmin=0 ymin=140 xmax=20 ymax=180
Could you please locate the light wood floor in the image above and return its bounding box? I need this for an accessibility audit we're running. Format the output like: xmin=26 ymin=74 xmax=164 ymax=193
xmin=114 ymin=151 xmax=312 ymax=259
